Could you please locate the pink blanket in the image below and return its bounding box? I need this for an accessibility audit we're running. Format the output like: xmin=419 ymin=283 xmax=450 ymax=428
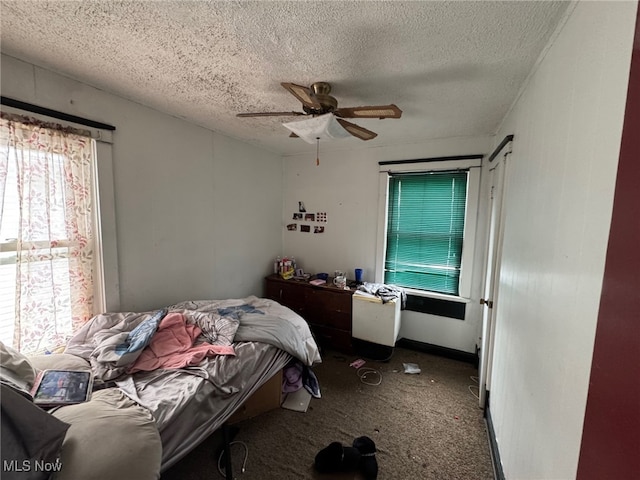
xmin=129 ymin=312 xmax=235 ymax=373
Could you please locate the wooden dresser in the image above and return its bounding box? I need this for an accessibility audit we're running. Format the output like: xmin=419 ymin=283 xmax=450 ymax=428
xmin=264 ymin=274 xmax=354 ymax=353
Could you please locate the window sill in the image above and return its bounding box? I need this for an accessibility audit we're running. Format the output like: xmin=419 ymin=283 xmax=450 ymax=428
xmin=403 ymin=288 xmax=472 ymax=304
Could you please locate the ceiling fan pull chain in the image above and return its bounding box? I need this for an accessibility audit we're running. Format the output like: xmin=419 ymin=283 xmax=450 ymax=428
xmin=316 ymin=137 xmax=320 ymax=166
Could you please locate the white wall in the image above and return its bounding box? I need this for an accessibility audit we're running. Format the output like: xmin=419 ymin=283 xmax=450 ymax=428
xmin=1 ymin=54 xmax=284 ymax=312
xmin=282 ymin=135 xmax=493 ymax=353
xmin=1 ymin=51 xmax=492 ymax=352
xmin=488 ymin=2 xmax=637 ymax=479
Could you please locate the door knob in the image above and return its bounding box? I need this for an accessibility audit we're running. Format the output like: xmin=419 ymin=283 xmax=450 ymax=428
xmin=480 ymin=298 xmax=494 ymax=308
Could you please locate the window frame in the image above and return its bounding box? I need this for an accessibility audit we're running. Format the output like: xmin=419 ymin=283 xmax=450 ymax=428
xmin=375 ymin=157 xmax=481 ymax=302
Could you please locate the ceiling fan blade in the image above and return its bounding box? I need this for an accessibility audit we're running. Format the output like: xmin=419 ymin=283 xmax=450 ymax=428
xmin=237 ymin=111 xmax=305 ymax=117
xmin=336 ymin=119 xmax=378 ymax=141
xmin=334 ymin=104 xmax=402 ymax=119
xmin=281 ymin=82 xmax=322 ymax=110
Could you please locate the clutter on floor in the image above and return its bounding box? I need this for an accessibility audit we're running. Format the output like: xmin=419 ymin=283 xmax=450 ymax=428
xmin=280 ymin=359 xmax=320 ymax=412
xmin=403 ymin=362 xmax=421 ymax=374
xmin=281 ymin=388 xmax=312 ymax=412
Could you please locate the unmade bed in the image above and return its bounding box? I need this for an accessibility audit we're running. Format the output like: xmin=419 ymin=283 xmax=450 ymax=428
xmin=1 ymin=295 xmax=321 ymax=479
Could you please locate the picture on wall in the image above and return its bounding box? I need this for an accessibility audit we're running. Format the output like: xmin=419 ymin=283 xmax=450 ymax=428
xmin=290 ymin=203 xmax=327 ymax=234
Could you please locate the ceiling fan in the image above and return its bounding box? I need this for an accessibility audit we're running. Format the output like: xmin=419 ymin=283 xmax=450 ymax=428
xmin=237 ymin=82 xmax=402 ymax=141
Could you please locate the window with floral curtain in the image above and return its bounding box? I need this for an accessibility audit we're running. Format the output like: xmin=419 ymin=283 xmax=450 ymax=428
xmin=0 ymin=113 xmax=99 ymax=354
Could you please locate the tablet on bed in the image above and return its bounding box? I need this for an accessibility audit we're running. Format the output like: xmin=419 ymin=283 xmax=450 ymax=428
xmin=31 ymin=369 xmax=93 ymax=407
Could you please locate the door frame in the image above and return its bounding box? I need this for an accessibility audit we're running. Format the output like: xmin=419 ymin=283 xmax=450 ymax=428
xmin=478 ymin=139 xmax=512 ymax=408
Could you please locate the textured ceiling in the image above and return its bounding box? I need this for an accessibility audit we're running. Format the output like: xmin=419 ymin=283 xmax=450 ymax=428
xmin=0 ymin=1 xmax=571 ymax=156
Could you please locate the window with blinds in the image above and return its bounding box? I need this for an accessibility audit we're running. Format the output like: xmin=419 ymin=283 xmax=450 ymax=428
xmin=384 ymin=170 xmax=468 ymax=295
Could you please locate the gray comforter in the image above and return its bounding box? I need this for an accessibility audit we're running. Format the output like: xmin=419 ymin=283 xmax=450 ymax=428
xmin=65 ymin=296 xmax=320 ymax=373
xmin=62 ymin=295 xmax=322 ymax=470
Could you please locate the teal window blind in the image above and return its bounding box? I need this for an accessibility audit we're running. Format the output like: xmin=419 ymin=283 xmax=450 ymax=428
xmin=384 ymin=170 xmax=468 ymax=295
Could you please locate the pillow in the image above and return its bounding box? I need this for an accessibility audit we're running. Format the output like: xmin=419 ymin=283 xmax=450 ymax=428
xmin=52 ymin=388 xmax=162 ymax=480
xmin=0 ymin=341 xmax=37 ymax=395
xmin=1 ymin=384 xmax=70 ymax=480
xmin=27 ymin=353 xmax=91 ymax=372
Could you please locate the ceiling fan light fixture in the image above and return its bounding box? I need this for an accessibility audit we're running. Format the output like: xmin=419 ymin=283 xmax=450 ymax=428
xmin=282 ymin=113 xmax=351 ymax=144
xmin=239 ymin=81 xmax=402 ymax=141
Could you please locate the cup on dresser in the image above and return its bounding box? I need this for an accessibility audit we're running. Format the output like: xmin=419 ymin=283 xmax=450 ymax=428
xmin=355 ymin=268 xmax=363 ymax=283
xmin=333 ymin=275 xmax=347 ymax=289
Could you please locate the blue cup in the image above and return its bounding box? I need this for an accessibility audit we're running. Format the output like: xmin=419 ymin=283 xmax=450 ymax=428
xmin=355 ymin=268 xmax=363 ymax=283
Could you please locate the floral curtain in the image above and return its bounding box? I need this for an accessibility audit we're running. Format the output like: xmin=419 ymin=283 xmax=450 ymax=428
xmin=0 ymin=114 xmax=96 ymax=354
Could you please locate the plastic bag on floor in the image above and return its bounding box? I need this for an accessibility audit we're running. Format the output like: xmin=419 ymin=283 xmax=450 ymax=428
xmin=403 ymin=363 xmax=421 ymax=374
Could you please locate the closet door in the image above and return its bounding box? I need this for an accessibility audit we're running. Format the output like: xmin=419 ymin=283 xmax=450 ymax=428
xmin=479 ymin=147 xmax=510 ymax=409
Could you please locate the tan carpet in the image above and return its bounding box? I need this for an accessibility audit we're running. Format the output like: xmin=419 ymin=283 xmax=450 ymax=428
xmin=162 ymin=347 xmax=495 ymax=480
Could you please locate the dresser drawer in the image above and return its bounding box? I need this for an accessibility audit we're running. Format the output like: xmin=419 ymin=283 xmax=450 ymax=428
xmin=264 ymin=275 xmax=354 ymax=353
xmin=311 ymin=325 xmax=353 ymax=353
xmin=305 ymin=288 xmax=352 ymax=313
xmin=308 ymin=309 xmax=351 ymax=331
xmin=265 ymin=278 xmax=307 ymax=312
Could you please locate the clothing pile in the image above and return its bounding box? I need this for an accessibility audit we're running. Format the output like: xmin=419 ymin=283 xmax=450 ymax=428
xmin=282 ymin=360 xmax=321 ymax=398
xmin=357 ymin=282 xmax=407 ymax=308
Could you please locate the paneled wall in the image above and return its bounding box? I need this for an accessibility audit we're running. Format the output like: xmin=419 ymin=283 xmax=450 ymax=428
xmin=488 ymin=2 xmax=637 ymax=478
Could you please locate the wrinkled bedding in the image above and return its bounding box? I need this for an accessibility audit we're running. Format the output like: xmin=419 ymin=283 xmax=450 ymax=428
xmin=2 ymin=296 xmax=321 ymax=477
xmin=171 ymin=296 xmax=321 ymax=365
xmin=63 ymin=295 xmax=321 ymax=470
